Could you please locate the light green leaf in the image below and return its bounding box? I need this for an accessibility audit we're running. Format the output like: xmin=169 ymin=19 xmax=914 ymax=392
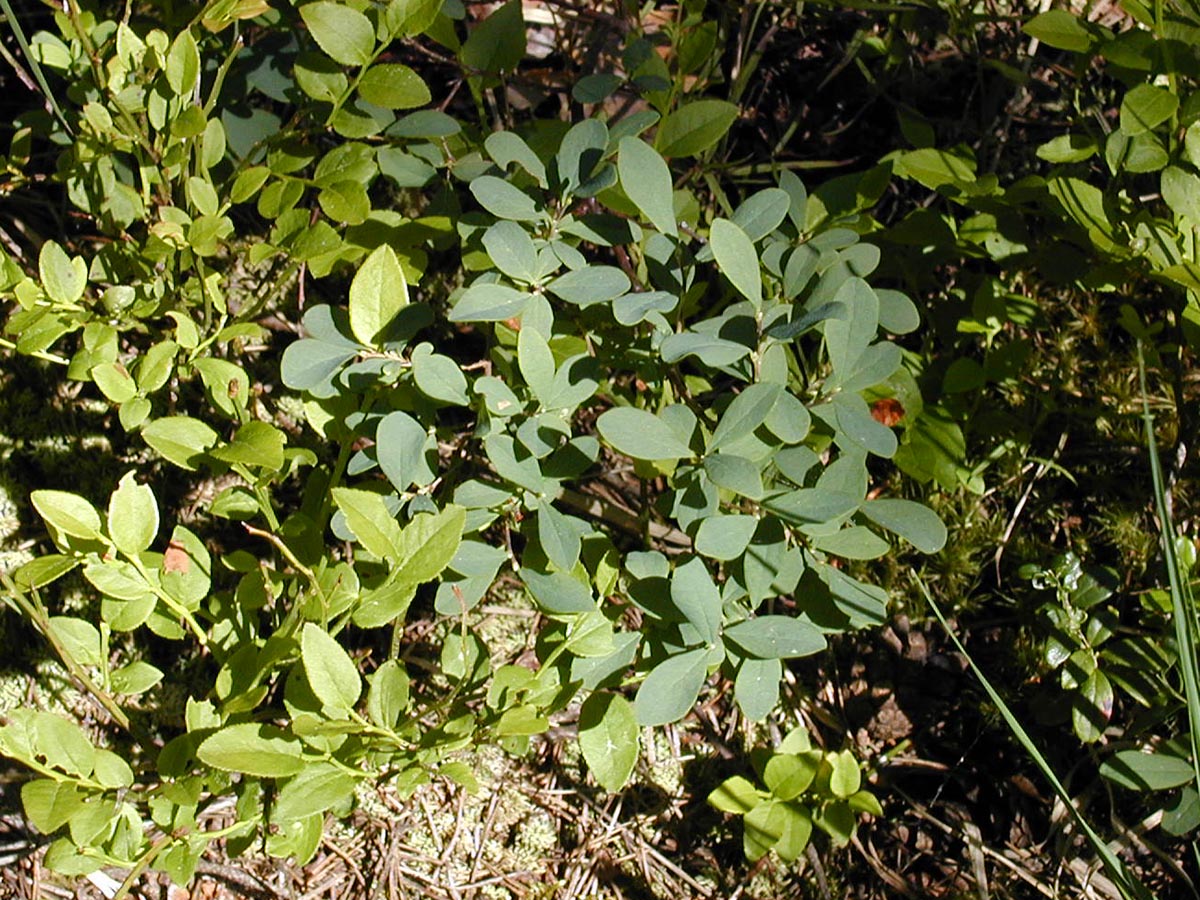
xmin=618 ymin=137 xmax=676 ymax=237
xmin=828 ymin=749 xmax=862 ymax=798
xmin=38 ymin=241 xmax=86 ymax=306
xmin=764 ymin=752 xmax=819 ymax=800
xmin=366 ymin=659 xmax=410 ymax=728
xmin=107 ymin=471 xmax=158 ymax=556
xmin=21 ymin=780 xmax=84 ymax=834
xmin=34 ymin=712 xmax=94 ymax=777
xmin=142 ymin=416 xmax=219 ymax=471
xmin=301 ymin=622 xmax=362 ymax=712
xmin=47 ymin=617 xmax=101 ymax=667
xmin=1162 ymin=166 xmax=1200 ymax=224
xmin=597 ymin=407 xmax=693 ymax=460
xmin=209 ymin=421 xmax=286 ymax=471
xmin=708 ymin=775 xmax=764 ymax=814
xmin=301 ymin=1 xmax=375 ymax=67
xmin=90 ymin=362 xmax=137 ymax=403
xmin=1120 ymin=84 xmax=1178 ymax=136
xmin=274 ymin=763 xmax=359 ymax=823
xmin=197 ymin=723 xmax=305 ymax=777
xmin=859 ymin=498 xmax=946 ymax=553
xmin=332 ymin=487 xmax=402 ymax=559
xmin=31 ymin=490 xmax=102 ymax=540
xmin=578 ymin=693 xmax=639 ymax=792
xmin=655 ymin=99 xmax=739 ymax=158
xmin=166 ymin=30 xmax=200 ymax=96
xmin=710 ymin=218 xmax=761 ymax=307
xmin=109 ymin=661 xmax=164 ymax=694
xmin=358 ymin=63 xmax=430 ymax=109
xmin=635 ymin=647 xmax=708 ymax=726
xmin=812 ymin=526 xmax=890 ymax=560
xmin=395 ymin=505 xmax=466 ymax=584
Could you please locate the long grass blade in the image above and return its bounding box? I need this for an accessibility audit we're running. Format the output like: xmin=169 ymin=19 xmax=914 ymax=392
xmin=916 ymin=576 xmax=1155 ymax=900
xmin=1137 ymin=341 xmax=1200 ymax=791
xmin=0 ymin=0 xmax=73 ymax=135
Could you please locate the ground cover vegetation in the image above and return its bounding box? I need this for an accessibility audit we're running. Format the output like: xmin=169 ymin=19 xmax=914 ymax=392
xmin=0 ymin=0 xmax=1197 ymax=896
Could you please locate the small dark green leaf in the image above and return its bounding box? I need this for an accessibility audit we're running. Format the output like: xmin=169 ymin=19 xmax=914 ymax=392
xmin=1023 ymin=9 xmax=1095 ymax=52
xmin=460 ymin=0 xmax=526 ymax=74
xmin=1100 ymin=750 xmax=1194 ymax=791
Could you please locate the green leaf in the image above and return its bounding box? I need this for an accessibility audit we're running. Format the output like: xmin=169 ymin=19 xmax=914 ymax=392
xmin=13 ymin=555 xmax=79 ymax=590
xmin=109 ymin=660 xmax=163 ymax=694
xmin=764 ymin=752 xmax=819 ymax=800
xmin=655 ymin=99 xmax=739 ymax=158
xmin=358 ymin=63 xmax=430 ymax=109
xmin=1120 ymin=84 xmax=1178 ymax=137
xmin=709 ymin=383 xmax=781 ymax=452
xmin=725 ymin=616 xmax=826 ymax=659
xmin=47 ymin=617 xmax=101 ymax=667
xmin=1023 ymin=9 xmax=1094 ymax=52
xmin=702 ymin=454 xmax=763 ymax=500
xmin=635 ymin=646 xmax=709 ymax=726
xmin=31 ymin=490 xmax=102 ymax=540
xmin=743 ymin=801 xmax=785 ymax=861
xmin=34 ymin=712 xmax=94 ymax=777
xmin=895 ymin=148 xmax=975 ymax=191
xmin=90 ymin=362 xmax=137 ymax=403
xmin=812 ymin=526 xmax=890 ymax=560
xmin=142 ymin=416 xmax=219 ymax=470
xmin=483 ymin=221 xmax=538 ymax=282
xmin=545 ymin=266 xmax=630 ymax=307
xmin=732 ymin=188 xmax=791 ymax=241
xmin=318 ymin=180 xmax=370 ymax=225
xmin=376 ymin=411 xmax=433 ymax=493
xmin=209 ymin=421 xmax=286 ymax=471
xmin=166 ymin=30 xmax=200 ymax=96
xmin=301 ymin=1 xmax=375 ymax=67
xmin=597 ymin=407 xmax=693 ymax=460
xmin=775 ymin=803 xmax=814 ymax=862
xmin=22 ymin=780 xmax=84 ymax=834
xmin=460 ymin=0 xmax=525 ymax=74
xmin=518 ymin=326 xmax=556 ymax=402
xmin=578 ymin=693 xmax=639 ymax=792
xmin=828 ymin=749 xmax=862 ymax=798
xmin=859 ymin=498 xmax=946 ymax=553
xmin=537 ymin=498 xmax=580 ymax=571
xmin=708 ymin=775 xmax=764 ymax=814
xmin=395 ymin=505 xmax=466 ymax=584
xmin=38 ymin=241 xmax=86 ymax=306
xmin=672 ymin=556 xmax=722 ymax=643
xmin=332 ymin=487 xmax=402 ymax=559
xmin=694 ymin=514 xmax=758 ymax=561
xmin=710 ymin=219 xmax=761 ymax=307
xmin=1162 ymin=166 xmax=1200 ymax=224
xmin=449 ymin=283 xmax=530 ymax=322
xmin=412 ymin=346 xmax=469 ymax=405
xmin=352 ymin=580 xmax=417 ymax=629
xmin=825 ymin=277 xmax=880 ymax=381
xmin=197 ymin=723 xmax=305 ymax=777
xmin=366 ymin=659 xmax=410 ymax=728
xmin=618 ymin=137 xmax=676 ymax=237
xmin=1100 ymin=750 xmax=1195 ymax=791
xmin=735 ymin=657 xmax=781 ymax=721
xmin=274 ymin=762 xmax=359 ymax=823
xmin=301 ymin=622 xmax=362 ymax=712
xmin=107 ymin=471 xmax=158 ymax=556
xmin=522 ymin=568 xmax=595 ymax=615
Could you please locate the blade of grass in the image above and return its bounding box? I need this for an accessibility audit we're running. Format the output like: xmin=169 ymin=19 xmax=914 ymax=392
xmin=0 ymin=0 xmax=73 ymax=135
xmin=1138 ymin=340 xmax=1200 ymax=791
xmin=914 ymin=575 xmax=1155 ymax=900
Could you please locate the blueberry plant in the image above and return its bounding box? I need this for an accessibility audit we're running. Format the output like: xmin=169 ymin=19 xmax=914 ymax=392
xmin=0 ymin=0 xmax=946 ymax=885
